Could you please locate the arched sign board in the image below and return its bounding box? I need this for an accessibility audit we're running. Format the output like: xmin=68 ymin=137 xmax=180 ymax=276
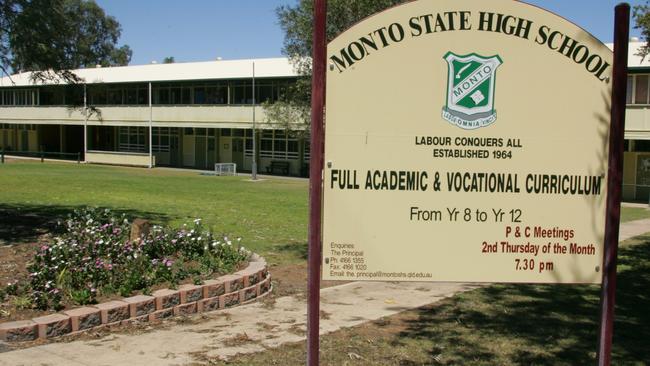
xmin=322 ymin=0 xmax=615 ymax=284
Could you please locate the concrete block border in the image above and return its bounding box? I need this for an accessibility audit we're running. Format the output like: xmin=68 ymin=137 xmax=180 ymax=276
xmin=0 ymin=255 xmax=271 ymax=342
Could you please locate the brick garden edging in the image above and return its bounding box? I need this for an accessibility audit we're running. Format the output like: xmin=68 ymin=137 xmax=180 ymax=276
xmin=0 ymin=254 xmax=271 ymax=342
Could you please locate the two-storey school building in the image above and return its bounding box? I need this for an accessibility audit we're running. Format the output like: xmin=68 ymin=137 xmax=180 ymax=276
xmin=4 ymin=43 xmax=650 ymax=199
xmin=623 ymin=42 xmax=650 ymax=201
xmin=0 ymin=58 xmax=310 ymax=176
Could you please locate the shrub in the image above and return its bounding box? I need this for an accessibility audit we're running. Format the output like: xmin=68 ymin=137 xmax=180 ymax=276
xmin=27 ymin=208 xmax=250 ymax=310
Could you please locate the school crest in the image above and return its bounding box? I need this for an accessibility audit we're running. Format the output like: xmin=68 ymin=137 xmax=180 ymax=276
xmin=442 ymin=52 xmax=503 ymax=130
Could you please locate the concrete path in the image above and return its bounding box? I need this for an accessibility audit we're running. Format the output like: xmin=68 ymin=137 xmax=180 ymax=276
xmin=0 ymin=282 xmax=476 ymax=366
xmin=1 ymin=217 xmax=649 ymax=366
xmin=620 ymin=218 xmax=650 ymax=241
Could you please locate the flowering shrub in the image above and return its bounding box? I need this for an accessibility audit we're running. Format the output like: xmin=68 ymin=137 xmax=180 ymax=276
xmin=28 ymin=208 xmax=250 ymax=310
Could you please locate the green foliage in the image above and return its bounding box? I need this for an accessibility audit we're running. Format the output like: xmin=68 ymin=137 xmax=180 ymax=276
xmin=11 ymin=295 xmax=33 ymax=310
xmin=277 ymin=0 xmax=407 ymax=74
xmin=0 ymin=162 xmax=308 ymax=266
xmin=264 ymin=0 xmax=406 ymax=130
xmin=264 ymin=0 xmax=408 ymax=130
xmin=4 ymin=281 xmax=19 ymax=296
xmin=634 ymin=2 xmax=650 ymax=58
xmin=69 ymin=288 xmax=93 ymax=305
xmin=0 ymin=0 xmax=131 ymax=83
xmin=163 ymin=56 xmax=175 ymax=64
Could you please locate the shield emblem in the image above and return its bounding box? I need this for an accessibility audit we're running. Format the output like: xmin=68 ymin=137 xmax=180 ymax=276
xmin=442 ymin=52 xmax=503 ymax=130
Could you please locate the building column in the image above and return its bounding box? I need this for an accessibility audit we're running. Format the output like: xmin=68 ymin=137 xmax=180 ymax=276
xmin=148 ymin=82 xmax=153 ymax=168
xmin=59 ymin=125 xmax=64 ymax=153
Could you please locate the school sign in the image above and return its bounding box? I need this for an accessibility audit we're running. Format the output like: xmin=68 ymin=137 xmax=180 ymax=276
xmin=322 ymin=0 xmax=614 ymax=284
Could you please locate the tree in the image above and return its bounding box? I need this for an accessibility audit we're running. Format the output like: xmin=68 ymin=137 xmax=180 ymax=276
xmin=265 ymin=0 xmax=407 ymax=131
xmin=0 ymin=0 xmax=131 ymax=83
xmin=162 ymin=56 xmax=175 ymax=64
xmin=635 ymin=2 xmax=650 ymax=58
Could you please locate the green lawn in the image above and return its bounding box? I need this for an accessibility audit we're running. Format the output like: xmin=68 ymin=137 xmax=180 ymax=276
xmin=0 ymin=161 xmax=308 ymax=265
xmin=1 ymin=161 xmax=649 ymax=267
xmin=621 ymin=206 xmax=650 ymax=223
xmin=2 ymin=161 xmax=650 ymax=363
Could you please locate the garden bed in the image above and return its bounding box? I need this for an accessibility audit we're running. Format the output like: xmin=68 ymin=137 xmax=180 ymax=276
xmin=0 ymin=207 xmax=260 ymax=337
xmin=0 ymin=255 xmax=271 ymax=342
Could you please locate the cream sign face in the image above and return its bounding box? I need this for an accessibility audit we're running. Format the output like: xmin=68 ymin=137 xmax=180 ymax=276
xmin=322 ymin=0 xmax=613 ymax=283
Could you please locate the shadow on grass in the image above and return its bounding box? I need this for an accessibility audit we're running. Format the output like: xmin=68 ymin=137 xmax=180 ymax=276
xmin=395 ymin=240 xmax=650 ymax=365
xmin=276 ymin=241 xmax=308 ymax=261
xmin=0 ymin=203 xmax=170 ymax=245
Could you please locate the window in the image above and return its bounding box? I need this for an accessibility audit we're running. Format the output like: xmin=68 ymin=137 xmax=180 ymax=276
xmin=194 ymin=87 xmax=205 ymax=104
xmin=2 ymin=90 xmax=12 ymax=105
xmin=158 ymin=88 xmax=169 ymax=104
xmin=1 ymin=89 xmax=38 ymax=106
xmin=65 ymin=86 xmax=84 ymax=105
xmin=628 ymin=74 xmax=650 ymax=105
xmin=627 ymin=75 xmax=633 ymax=104
xmin=303 ymin=134 xmax=311 ymax=161
xmin=257 ymin=83 xmax=274 ymax=103
xmin=257 ymin=129 xmax=298 ymax=160
xmin=635 ymin=75 xmax=649 ymax=104
xmin=118 ymin=127 xmax=146 ymax=152
xmin=138 ymin=88 xmax=148 ymax=104
xmin=170 ymin=87 xmax=182 ymax=104
xmin=152 ymin=127 xmax=178 ymax=152
xmin=181 ymin=87 xmax=191 ymax=104
xmin=107 ymin=88 xmax=123 ymax=104
xmin=230 ymin=80 xmax=252 ymax=104
xmin=125 ymin=88 xmax=137 ymax=104
xmin=206 ymin=84 xmax=227 ymax=104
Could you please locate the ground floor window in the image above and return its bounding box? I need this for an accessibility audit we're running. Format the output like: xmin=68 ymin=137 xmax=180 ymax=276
xmin=259 ymin=129 xmax=298 ymax=160
xmin=633 ymin=140 xmax=650 ymax=152
xmin=243 ymin=129 xmax=254 ymax=157
xmin=118 ymin=126 xmax=147 ymax=152
xmin=152 ymin=127 xmax=178 ymax=152
xmin=303 ymin=133 xmax=310 ymax=161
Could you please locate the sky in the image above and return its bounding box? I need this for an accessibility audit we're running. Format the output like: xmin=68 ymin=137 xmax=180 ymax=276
xmin=95 ymin=0 xmax=647 ymax=66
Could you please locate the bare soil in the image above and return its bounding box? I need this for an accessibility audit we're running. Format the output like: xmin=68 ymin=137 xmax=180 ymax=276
xmin=269 ymin=262 xmax=346 ymax=298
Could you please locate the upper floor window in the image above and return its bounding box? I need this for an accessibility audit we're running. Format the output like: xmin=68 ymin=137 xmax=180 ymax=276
xmin=628 ymin=74 xmax=650 ymax=105
xmin=0 ymin=89 xmax=37 ymax=106
xmin=0 ymin=77 xmax=296 ymax=107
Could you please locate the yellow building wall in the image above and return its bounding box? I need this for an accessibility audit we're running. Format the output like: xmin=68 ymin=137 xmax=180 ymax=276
xmin=86 ymin=151 xmax=153 ymax=167
xmin=623 ymin=152 xmax=637 ymax=201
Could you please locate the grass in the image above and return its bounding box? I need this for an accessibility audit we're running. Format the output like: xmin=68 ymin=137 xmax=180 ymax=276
xmin=0 ymin=161 xmax=308 ymax=265
xmin=2 ymin=161 xmax=650 ymax=364
xmin=212 ymin=235 xmax=650 ymax=365
xmin=0 ymin=160 xmax=647 ymax=266
xmin=620 ymin=206 xmax=650 ymax=223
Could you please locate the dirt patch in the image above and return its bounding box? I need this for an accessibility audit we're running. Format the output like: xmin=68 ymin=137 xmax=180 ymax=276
xmin=268 ymin=262 xmax=349 ymax=297
xmin=0 ymin=236 xmax=57 ymax=322
xmin=206 ymin=310 xmax=418 ymax=366
xmin=222 ymin=332 xmax=255 ymax=347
